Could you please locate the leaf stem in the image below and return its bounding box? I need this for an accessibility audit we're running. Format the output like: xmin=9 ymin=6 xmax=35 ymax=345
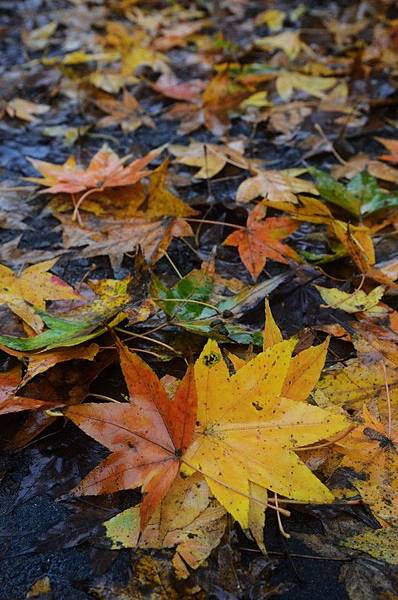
xmin=115 ymin=327 xmax=180 ymax=355
xmin=186 ymin=217 xmax=244 ymax=229
xmin=152 ymin=297 xmax=221 ymax=314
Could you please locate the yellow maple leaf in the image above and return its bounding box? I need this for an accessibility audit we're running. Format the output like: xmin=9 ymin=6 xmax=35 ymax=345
xmin=276 ymin=72 xmax=336 ymax=101
xmin=182 ymin=339 xmax=349 ymax=529
xmin=256 ymin=31 xmax=309 ymax=60
xmin=263 ymin=300 xmax=330 ymax=402
xmin=0 ymin=259 xmax=79 ymax=331
xmin=314 ymin=339 xmax=398 ymax=421
xmin=315 ymin=285 xmax=386 ymax=315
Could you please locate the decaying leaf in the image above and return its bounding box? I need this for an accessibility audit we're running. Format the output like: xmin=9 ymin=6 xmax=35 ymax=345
xmin=335 ymin=406 xmax=398 ymax=525
xmin=0 ymin=365 xmax=60 ymax=415
xmin=343 ymin=527 xmax=398 ymax=565
xmin=104 ymin=472 xmax=227 ymax=578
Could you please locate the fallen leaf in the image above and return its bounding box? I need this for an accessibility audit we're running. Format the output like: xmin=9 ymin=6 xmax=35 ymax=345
xmin=263 ymin=299 xmax=283 ymax=349
xmin=1 ymin=343 xmax=99 ymax=385
xmin=0 ymin=275 xmax=133 ymax=351
xmin=152 ymin=264 xmax=286 ymax=345
xmin=314 ymin=339 xmax=398 ymax=419
xmin=143 ymin=160 xmax=197 ymax=218
xmin=66 ymin=339 xmax=197 ymax=527
xmin=255 ymin=9 xmax=286 ymax=32
xmin=5 ymin=98 xmax=50 ymax=122
xmin=237 ymin=168 xmax=318 ymax=204
xmin=0 ymin=365 xmax=60 ymax=416
xmin=263 ymin=301 xmax=329 ymax=402
xmin=0 ymin=259 xmax=79 ymax=331
xmin=315 ymin=285 xmax=386 ymax=314
xmin=26 ymin=575 xmax=52 ymax=598
xmin=276 ymin=72 xmax=336 ymax=101
xmin=94 ymin=89 xmax=155 ymax=133
xmin=311 ymin=168 xmax=398 ymax=216
xmin=343 ymin=527 xmax=398 ymax=564
xmin=376 ymin=137 xmax=398 ymax=164
xmin=58 ymin=213 xmax=193 ymax=267
xmin=27 ymin=145 xmax=161 ymax=218
xmin=224 ymin=205 xmax=299 ymax=279
xmin=335 ymin=406 xmax=398 ymax=525
xmin=256 ymin=31 xmax=309 ymax=60
xmin=22 ymin=22 xmax=57 ymax=50
xmin=170 ymin=140 xmax=251 ymax=179
xmin=104 ymin=472 xmax=227 ymax=578
xmin=332 ymin=153 xmax=398 ymax=184
xmin=152 ymin=72 xmax=205 ymax=101
xmin=182 ymin=338 xmax=349 ymax=529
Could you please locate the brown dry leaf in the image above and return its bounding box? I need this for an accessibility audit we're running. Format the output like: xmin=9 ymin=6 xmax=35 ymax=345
xmin=255 ymin=9 xmax=286 ymax=32
xmin=143 ymin=160 xmax=197 ymax=218
xmin=332 ymin=153 xmax=398 ymax=183
xmin=5 ymin=98 xmax=50 ymax=122
xmin=22 ymin=22 xmax=57 ymax=51
xmin=329 ymin=220 xmax=376 ymax=269
xmin=0 ymin=365 xmax=60 ymax=416
xmin=167 ymin=71 xmax=249 ymax=136
xmin=1 ymin=343 xmax=99 ymax=386
xmin=237 ymin=168 xmax=318 ymax=204
xmin=58 ymin=212 xmax=193 ymax=267
xmin=324 ymin=18 xmax=368 ymax=46
xmin=94 ymin=89 xmax=155 ymax=133
xmin=26 ymin=575 xmax=52 ymax=598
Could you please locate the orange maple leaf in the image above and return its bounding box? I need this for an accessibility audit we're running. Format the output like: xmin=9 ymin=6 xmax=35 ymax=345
xmin=27 ymin=145 xmax=160 ymax=221
xmin=224 ymin=205 xmax=299 ymax=279
xmin=376 ymin=137 xmax=398 ymax=164
xmin=65 ymin=339 xmax=197 ymax=527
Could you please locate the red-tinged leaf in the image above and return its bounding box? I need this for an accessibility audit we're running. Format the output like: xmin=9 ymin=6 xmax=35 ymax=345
xmin=65 ymin=340 xmax=197 ymax=527
xmin=0 ymin=365 xmax=60 ymax=416
xmin=152 ymin=73 xmax=204 ymax=101
xmin=376 ymin=137 xmax=398 ymax=164
xmin=224 ymin=205 xmax=299 ymax=280
xmin=27 ymin=145 xmax=160 ymax=196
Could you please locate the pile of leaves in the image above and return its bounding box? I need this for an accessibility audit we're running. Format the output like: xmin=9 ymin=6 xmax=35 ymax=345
xmin=1 ymin=0 xmax=398 ymax=598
